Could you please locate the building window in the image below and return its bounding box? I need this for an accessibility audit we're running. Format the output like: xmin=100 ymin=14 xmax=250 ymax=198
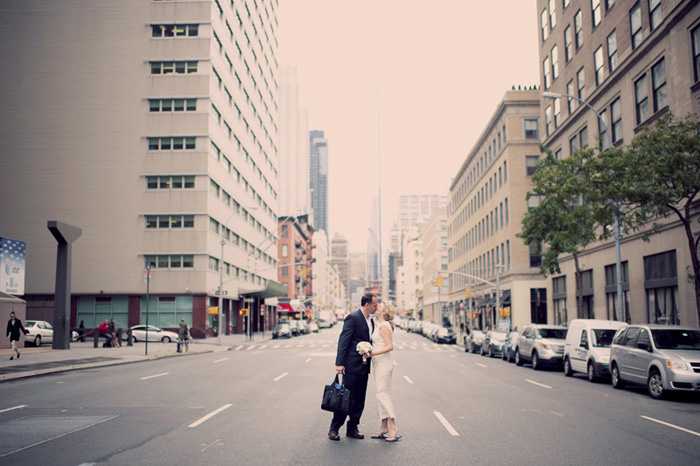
xmin=524 ymin=119 xmax=539 ymax=139
xmin=145 ymin=214 xmax=194 ymax=229
xmin=577 ymin=270 xmax=595 ymax=319
xmin=574 ymin=10 xmax=583 ymax=48
xmin=505 ymin=198 xmax=509 ymax=224
xmin=541 ymin=8 xmax=549 ymax=41
xmin=545 ymin=106 xmax=553 ymax=136
xmin=552 ymin=276 xmax=567 ymax=325
xmin=151 ymin=24 xmax=199 ymax=37
xmin=527 ymin=194 xmax=541 ymax=211
xmin=150 ymin=61 xmax=198 ymax=75
xmin=644 ymin=250 xmax=678 ymax=324
xmin=526 ymin=156 xmax=540 ymax=177
xmin=543 ymin=56 xmax=551 ymax=89
xmin=567 ymin=79 xmax=576 ymax=114
xmin=605 ymin=261 xmax=630 ymax=322
xmin=606 ymin=0 xmax=615 ymax=10
xmin=651 ymin=58 xmax=667 ymax=112
xmin=529 ymin=241 xmax=542 ymax=268
xmin=551 ymin=45 xmax=559 ymax=80
xmin=147 ymin=137 xmax=196 ymax=150
xmin=607 ymin=30 xmax=618 ymax=72
xmin=144 ymin=255 xmax=194 ymax=270
xmin=149 ymin=98 xmax=197 ymax=112
xmin=592 ymin=0 xmax=601 ymax=27
xmin=594 ymin=46 xmax=604 ymax=85
xmin=503 ymin=161 xmax=507 ymax=183
xmin=577 ymin=67 xmax=586 ymax=101
xmin=564 ymin=25 xmax=573 ymax=62
xmin=579 ymin=126 xmax=588 ymax=148
xmin=630 ymin=3 xmax=643 ymax=49
xmin=146 ymin=175 xmax=195 ymax=190
xmin=634 ymin=74 xmax=649 ymax=124
xmin=693 ymin=26 xmax=700 ymax=83
xmin=281 ymin=244 xmax=288 ymax=258
xmin=139 ymin=295 xmax=193 ymax=328
xmin=554 ymin=98 xmax=561 ymax=127
xmin=648 ymin=0 xmax=662 ymax=31
xmin=549 ymin=0 xmax=557 ymax=28
xmin=611 ymin=97 xmax=622 ymax=144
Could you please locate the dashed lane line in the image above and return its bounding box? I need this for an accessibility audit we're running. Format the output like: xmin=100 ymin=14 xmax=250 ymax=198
xmin=403 ymin=375 xmax=415 ymax=385
xmin=141 ymin=372 xmax=169 ymax=380
xmin=305 ymin=358 xmax=312 ymax=363
xmin=188 ymin=404 xmax=233 ymax=428
xmin=234 ymin=345 xmax=244 ymax=351
xmin=0 ymin=405 xmax=27 ymax=414
xmin=273 ymin=372 xmax=289 ymax=382
xmin=434 ymin=411 xmax=459 ymax=436
xmin=214 ymin=358 xmax=229 ymax=363
xmin=641 ymin=416 xmax=700 ymax=437
xmin=246 ymin=345 xmax=257 ymax=351
xmin=475 ymin=363 xmax=488 ymax=368
xmin=525 ymin=379 xmax=552 ymax=389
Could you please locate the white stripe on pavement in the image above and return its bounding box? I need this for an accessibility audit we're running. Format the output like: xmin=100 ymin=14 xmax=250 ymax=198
xmin=188 ymin=404 xmax=233 ymax=428
xmin=272 ymin=344 xmax=280 ymax=348
xmin=141 ymin=372 xmax=169 ymax=380
xmin=213 ymin=358 xmax=229 ymax=364
xmin=258 ymin=345 xmax=268 ymax=350
xmin=641 ymin=416 xmax=700 ymax=437
xmin=525 ymin=379 xmax=552 ymax=389
xmin=0 ymin=405 xmax=27 ymax=414
xmin=475 ymin=363 xmax=488 ymax=368
xmin=234 ymin=345 xmax=243 ymax=351
xmin=246 ymin=345 xmax=257 ymax=351
xmin=305 ymin=358 xmax=312 ymax=363
xmin=273 ymin=372 xmax=289 ymax=382
xmin=434 ymin=411 xmax=459 ymax=436
xmin=403 ymin=375 xmax=415 ymax=385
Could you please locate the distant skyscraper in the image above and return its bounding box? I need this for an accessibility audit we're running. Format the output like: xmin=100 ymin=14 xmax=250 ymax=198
xmin=279 ymin=67 xmax=310 ymax=218
xmin=367 ymin=196 xmax=381 ymax=280
xmin=389 ymin=194 xmax=446 ymax=255
xmin=330 ymin=233 xmax=350 ymax=304
xmin=309 ymin=130 xmax=329 ymax=234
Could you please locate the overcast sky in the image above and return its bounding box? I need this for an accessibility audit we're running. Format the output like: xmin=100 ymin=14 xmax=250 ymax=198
xmin=277 ymin=1 xmax=541 ymax=253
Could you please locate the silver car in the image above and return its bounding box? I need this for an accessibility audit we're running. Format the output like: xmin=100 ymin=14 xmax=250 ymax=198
xmin=610 ymin=324 xmax=700 ymax=399
xmin=515 ymin=324 xmax=567 ymax=370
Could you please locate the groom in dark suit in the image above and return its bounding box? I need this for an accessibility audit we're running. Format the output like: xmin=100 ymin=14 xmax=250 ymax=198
xmin=328 ymin=292 xmax=378 ymax=441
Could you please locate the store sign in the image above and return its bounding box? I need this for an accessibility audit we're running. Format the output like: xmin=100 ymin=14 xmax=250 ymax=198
xmin=0 ymin=237 xmax=25 ymax=296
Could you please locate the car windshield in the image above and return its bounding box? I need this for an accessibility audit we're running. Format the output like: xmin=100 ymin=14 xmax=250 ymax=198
xmin=592 ymin=329 xmax=618 ymax=347
xmin=491 ymin=332 xmax=507 ymax=340
xmin=473 ymin=331 xmax=485 ymax=338
xmin=26 ymin=321 xmax=36 ymax=326
xmin=537 ymin=328 xmax=567 ymax=339
xmin=651 ymin=329 xmax=700 ymax=350
xmin=438 ymin=328 xmax=453 ymax=335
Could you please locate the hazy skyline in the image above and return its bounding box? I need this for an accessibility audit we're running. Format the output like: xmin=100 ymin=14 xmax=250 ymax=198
xmin=278 ymin=1 xmax=541 ymax=252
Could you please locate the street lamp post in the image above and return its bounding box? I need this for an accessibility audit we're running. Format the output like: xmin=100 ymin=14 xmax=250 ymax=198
xmin=543 ymin=91 xmax=624 ymax=322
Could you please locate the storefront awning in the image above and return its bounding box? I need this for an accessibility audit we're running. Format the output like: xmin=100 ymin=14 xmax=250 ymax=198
xmin=500 ymin=290 xmax=511 ymax=306
xmin=476 ymin=296 xmax=492 ymax=308
xmin=240 ymin=280 xmax=289 ymax=300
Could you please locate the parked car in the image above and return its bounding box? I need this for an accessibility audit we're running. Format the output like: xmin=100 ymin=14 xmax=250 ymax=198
xmin=515 ymin=324 xmax=567 ymax=370
xmin=503 ymin=331 xmax=521 ymax=362
xmin=464 ymin=330 xmax=486 ymax=353
xmin=129 ymin=325 xmax=179 ymax=343
xmin=424 ymin=324 xmax=439 ymax=341
xmin=434 ymin=327 xmax=456 ymax=344
xmin=564 ymin=319 xmax=628 ymax=382
xmin=24 ymin=320 xmax=53 ymax=347
xmin=610 ymin=324 xmax=700 ymax=399
xmin=482 ymin=331 xmax=508 ymax=357
xmin=272 ymin=323 xmax=292 ymax=339
xmin=308 ymin=322 xmax=320 ymax=333
xmin=287 ymin=320 xmax=301 ymax=336
xmin=298 ymin=321 xmax=310 ymax=335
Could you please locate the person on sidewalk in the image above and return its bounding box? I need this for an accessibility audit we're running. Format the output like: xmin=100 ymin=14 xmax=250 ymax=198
xmin=79 ymin=320 xmax=86 ymax=342
xmin=6 ymin=312 xmax=28 ymax=360
xmin=99 ymin=319 xmax=110 ymax=347
xmin=109 ymin=319 xmax=118 ymax=347
xmin=178 ymin=319 xmax=190 ymax=352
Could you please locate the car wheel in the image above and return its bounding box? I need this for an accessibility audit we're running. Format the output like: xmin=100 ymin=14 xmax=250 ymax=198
xmin=502 ymin=349 xmax=508 ymax=360
xmin=587 ymin=362 xmax=598 ymax=383
xmin=464 ymin=341 xmax=469 ymax=352
xmin=515 ymin=349 xmax=523 ymax=366
xmin=563 ymin=358 xmax=573 ymax=377
xmin=647 ymin=369 xmax=665 ymax=399
xmin=611 ymin=363 xmax=624 ymax=389
xmin=532 ymin=352 xmax=541 ymax=370
xmin=132 ymin=336 xmax=138 ymax=343
xmin=489 ymin=347 xmax=494 ymax=358
xmin=162 ymin=336 xmax=171 ymax=343
xmin=34 ymin=335 xmax=41 ymax=347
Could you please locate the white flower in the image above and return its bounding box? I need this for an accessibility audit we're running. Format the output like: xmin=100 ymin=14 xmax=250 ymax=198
xmin=356 ymin=341 xmax=373 ymax=356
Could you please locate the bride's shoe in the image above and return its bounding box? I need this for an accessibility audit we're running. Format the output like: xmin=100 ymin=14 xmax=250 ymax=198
xmin=370 ymin=432 xmax=387 ymax=439
xmin=385 ymin=428 xmax=401 ymax=442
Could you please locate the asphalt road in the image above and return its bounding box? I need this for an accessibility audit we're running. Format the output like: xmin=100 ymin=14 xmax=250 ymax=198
xmin=0 ymin=326 xmax=699 ymax=465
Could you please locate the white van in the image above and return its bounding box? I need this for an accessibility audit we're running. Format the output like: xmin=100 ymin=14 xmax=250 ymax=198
xmin=563 ymin=319 xmax=628 ymax=382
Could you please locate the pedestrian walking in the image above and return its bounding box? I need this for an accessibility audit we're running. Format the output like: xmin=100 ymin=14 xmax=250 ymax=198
xmin=79 ymin=320 xmax=86 ymax=342
xmin=178 ymin=319 xmax=190 ymax=352
xmin=108 ymin=319 xmax=118 ymax=347
xmin=6 ymin=312 xmax=28 ymax=360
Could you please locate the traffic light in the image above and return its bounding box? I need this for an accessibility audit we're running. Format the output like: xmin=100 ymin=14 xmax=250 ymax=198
xmin=239 ymin=308 xmax=248 ymax=316
xmin=433 ymin=275 xmax=444 ymax=287
xmin=465 ymin=288 xmax=471 ymax=299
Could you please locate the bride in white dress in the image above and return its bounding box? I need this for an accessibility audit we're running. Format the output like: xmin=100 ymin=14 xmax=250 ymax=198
xmin=369 ymin=302 xmax=401 ymax=442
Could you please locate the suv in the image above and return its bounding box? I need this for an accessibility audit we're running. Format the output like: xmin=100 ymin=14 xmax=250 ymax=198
xmin=609 ymin=324 xmax=700 ymax=399
xmin=515 ymin=324 xmax=567 ymax=370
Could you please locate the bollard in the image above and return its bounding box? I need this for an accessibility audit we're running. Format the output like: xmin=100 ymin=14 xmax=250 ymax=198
xmin=93 ymin=328 xmax=99 ymax=348
xmin=127 ymin=329 xmax=133 ymax=346
xmin=177 ymin=341 xmax=181 ymax=353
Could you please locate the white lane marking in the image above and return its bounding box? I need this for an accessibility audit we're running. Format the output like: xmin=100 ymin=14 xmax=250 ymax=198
xmin=214 ymin=358 xmax=229 ymax=364
xmin=188 ymin=404 xmax=233 ymax=428
xmin=258 ymin=345 xmax=268 ymax=350
xmin=0 ymin=405 xmax=27 ymax=414
xmin=272 ymin=344 xmax=280 ymax=348
xmin=246 ymin=345 xmax=257 ymax=351
xmin=450 ymin=354 xmax=457 ymax=358
xmin=403 ymin=375 xmax=415 ymax=385
xmin=525 ymin=379 xmax=552 ymax=389
xmin=309 ymin=344 xmax=316 ymax=348
xmin=393 ymin=360 xmax=398 ymax=366
xmin=434 ymin=411 xmax=459 ymax=436
xmin=141 ymin=372 xmax=169 ymax=380
xmin=284 ymin=344 xmax=292 ymax=348
xmin=273 ymin=372 xmax=289 ymax=382
xmin=297 ymin=344 xmax=305 ymax=347
xmin=475 ymin=363 xmax=488 ymax=368
xmin=234 ymin=345 xmax=243 ymax=351
xmin=305 ymin=358 xmax=312 ymax=363
xmin=641 ymin=416 xmax=700 ymax=437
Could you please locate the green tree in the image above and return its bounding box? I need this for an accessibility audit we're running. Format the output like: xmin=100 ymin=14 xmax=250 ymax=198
xmin=518 ymin=147 xmax=613 ymax=317
xmin=597 ymin=113 xmax=700 ymax=324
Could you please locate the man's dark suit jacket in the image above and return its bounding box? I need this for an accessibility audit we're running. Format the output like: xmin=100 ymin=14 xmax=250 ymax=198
xmin=335 ymin=309 xmax=373 ymax=375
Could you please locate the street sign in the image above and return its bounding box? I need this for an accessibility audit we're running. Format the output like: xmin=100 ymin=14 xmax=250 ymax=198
xmin=208 ymin=306 xmax=219 ymax=315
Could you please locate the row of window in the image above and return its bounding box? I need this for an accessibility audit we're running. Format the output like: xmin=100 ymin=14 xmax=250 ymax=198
xmin=148 ymin=136 xmax=196 ymax=150
xmin=208 ymin=215 xmax=275 ymax=268
xmin=207 ymin=255 xmax=265 ymax=286
xmin=149 ymin=98 xmax=197 ymax=112
xmin=452 ymin=241 xmax=512 ymax=289
xmin=452 ymin=198 xmax=510 ymax=264
xmin=150 ymin=61 xmax=198 ymax=75
xmin=146 ymin=215 xmax=195 ymax=229
xmin=145 ymin=254 xmax=194 ymax=269
xmin=151 ymin=24 xmax=199 ymax=37
xmin=452 ymin=160 xmax=508 ymax=236
xmin=146 ymin=175 xmax=195 ymax=189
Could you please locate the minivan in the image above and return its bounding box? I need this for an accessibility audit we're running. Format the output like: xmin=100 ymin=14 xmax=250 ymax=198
xmin=610 ymin=324 xmax=700 ymax=399
xmin=563 ymin=319 xmax=628 ymax=382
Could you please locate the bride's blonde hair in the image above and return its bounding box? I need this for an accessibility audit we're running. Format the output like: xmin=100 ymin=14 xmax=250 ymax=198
xmin=383 ymin=301 xmax=396 ymax=331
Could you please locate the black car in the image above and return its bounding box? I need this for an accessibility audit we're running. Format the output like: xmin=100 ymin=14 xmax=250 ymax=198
xmin=272 ymin=323 xmax=292 ymax=339
xmin=434 ymin=327 xmax=456 ymax=344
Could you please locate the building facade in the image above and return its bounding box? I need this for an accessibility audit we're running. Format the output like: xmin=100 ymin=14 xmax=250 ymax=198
xmin=277 ymin=215 xmax=313 ymax=301
xmin=448 ymin=90 xmax=545 ymax=332
xmin=0 ymin=0 xmax=283 ymax=336
xmin=309 ymin=130 xmax=329 ymax=235
xmin=536 ymin=0 xmax=700 ymax=326
xmin=422 ymin=209 xmax=449 ymax=325
xmin=330 ymin=233 xmax=350 ymax=310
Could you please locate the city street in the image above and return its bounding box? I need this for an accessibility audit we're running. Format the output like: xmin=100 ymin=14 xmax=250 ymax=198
xmin=1 ymin=326 xmax=699 ymax=465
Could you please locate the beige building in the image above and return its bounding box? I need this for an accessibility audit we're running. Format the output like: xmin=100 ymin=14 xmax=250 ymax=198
xmin=537 ymin=0 xmax=699 ymax=326
xmin=0 ymin=0 xmax=283 ymax=336
xmin=397 ymin=233 xmax=423 ymax=317
xmin=422 ymin=209 xmax=449 ymax=325
xmin=448 ymin=90 xmax=545 ymax=331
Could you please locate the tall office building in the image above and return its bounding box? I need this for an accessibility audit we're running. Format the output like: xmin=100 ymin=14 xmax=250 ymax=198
xmin=309 ymin=130 xmax=329 ymax=234
xmin=330 ymin=233 xmax=350 ymax=309
xmin=366 ymin=197 xmax=381 ymax=281
xmin=536 ymin=0 xmax=699 ymax=326
xmin=279 ymin=66 xmax=310 ymax=218
xmin=0 ymin=0 xmax=283 ymax=336
xmin=389 ymin=194 xmax=446 ymax=254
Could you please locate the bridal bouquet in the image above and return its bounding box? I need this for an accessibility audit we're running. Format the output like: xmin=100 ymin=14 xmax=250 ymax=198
xmin=356 ymin=341 xmax=373 ymax=364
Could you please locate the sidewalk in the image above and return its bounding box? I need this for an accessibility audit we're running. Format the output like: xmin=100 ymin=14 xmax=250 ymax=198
xmin=0 ymin=332 xmax=272 ymax=383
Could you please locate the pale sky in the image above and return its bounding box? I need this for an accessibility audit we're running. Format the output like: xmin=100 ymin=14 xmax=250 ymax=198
xmin=278 ymin=1 xmax=541 ymax=252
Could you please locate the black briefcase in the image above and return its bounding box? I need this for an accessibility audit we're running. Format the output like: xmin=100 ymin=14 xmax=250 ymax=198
xmin=321 ymin=374 xmax=351 ymax=414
